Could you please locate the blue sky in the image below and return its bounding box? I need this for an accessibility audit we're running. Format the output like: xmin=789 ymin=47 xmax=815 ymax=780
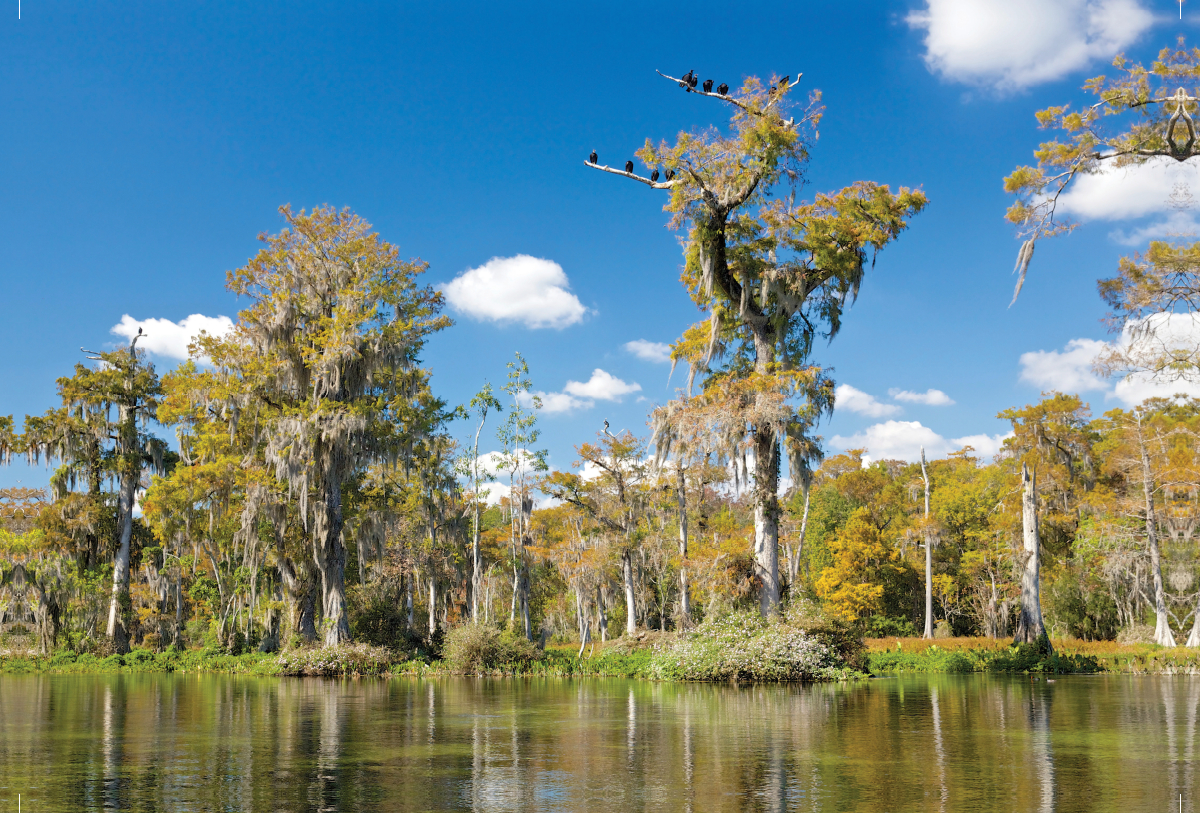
xmin=1 ymin=0 xmax=1197 ymax=491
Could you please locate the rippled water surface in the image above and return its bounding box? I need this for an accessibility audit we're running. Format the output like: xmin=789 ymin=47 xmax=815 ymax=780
xmin=1 ymin=673 xmax=1198 ymax=811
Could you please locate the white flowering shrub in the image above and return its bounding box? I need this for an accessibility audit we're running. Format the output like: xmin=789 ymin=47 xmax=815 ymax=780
xmin=274 ymin=642 xmax=394 ymax=676
xmin=650 ymin=610 xmax=860 ymax=682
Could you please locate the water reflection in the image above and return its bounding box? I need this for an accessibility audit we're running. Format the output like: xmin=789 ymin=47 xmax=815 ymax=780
xmin=2 ymin=675 xmax=1200 ymax=811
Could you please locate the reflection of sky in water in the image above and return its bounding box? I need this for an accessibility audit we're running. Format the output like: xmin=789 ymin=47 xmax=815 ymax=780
xmin=0 ymin=674 xmax=1198 ymax=811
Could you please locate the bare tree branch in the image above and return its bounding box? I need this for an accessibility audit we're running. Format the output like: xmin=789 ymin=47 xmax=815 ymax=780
xmin=654 ymin=69 xmax=802 ymax=126
xmin=582 ymin=161 xmax=681 ymax=189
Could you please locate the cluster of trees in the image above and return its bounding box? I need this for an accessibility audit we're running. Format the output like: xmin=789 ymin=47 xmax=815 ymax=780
xmin=6 ymin=44 xmax=1200 ymax=656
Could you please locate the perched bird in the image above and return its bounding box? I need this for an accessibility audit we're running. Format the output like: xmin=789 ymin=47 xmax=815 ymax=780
xmin=688 ymin=72 xmax=698 ymax=89
xmin=702 ymin=78 xmax=713 ymax=93
xmin=716 ymin=82 xmax=729 ymax=95
xmin=589 ymin=150 xmax=598 ymax=164
xmin=664 ymin=168 xmax=674 ymax=181
xmin=603 ymin=420 xmax=614 ymax=437
xmin=650 ymin=169 xmax=660 ymax=182
xmin=625 ymin=160 xmax=634 ymax=173
xmin=769 ymin=85 xmax=777 ymax=95
xmin=681 ymin=69 xmax=695 ymax=90
xmin=138 ymin=326 xmax=143 ymax=335
xmin=780 ymin=75 xmax=790 ymax=88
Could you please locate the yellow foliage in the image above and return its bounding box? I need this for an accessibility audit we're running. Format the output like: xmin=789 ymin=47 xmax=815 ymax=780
xmin=815 ymin=507 xmax=899 ymax=623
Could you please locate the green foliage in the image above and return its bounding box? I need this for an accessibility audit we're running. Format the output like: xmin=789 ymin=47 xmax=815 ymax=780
xmin=441 ymin=623 xmax=543 ymax=673
xmin=866 ymin=616 xmax=919 ymax=638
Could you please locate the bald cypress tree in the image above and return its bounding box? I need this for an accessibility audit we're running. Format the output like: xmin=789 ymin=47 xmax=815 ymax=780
xmin=591 ymin=71 xmax=926 ymax=614
xmin=202 ymin=205 xmax=450 ymax=645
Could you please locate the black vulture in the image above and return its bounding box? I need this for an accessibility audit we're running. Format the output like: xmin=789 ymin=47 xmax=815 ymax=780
xmin=780 ymin=75 xmax=790 ymax=87
xmin=651 ymin=169 xmax=660 ymax=182
xmin=589 ymin=150 xmax=598 ymax=164
xmin=665 ymin=169 xmax=674 ymax=181
xmin=702 ymin=79 xmax=713 ymax=93
xmin=688 ymin=72 xmax=698 ymax=89
xmin=769 ymin=85 xmax=777 ymax=95
xmin=717 ymin=82 xmax=729 ymax=95
xmin=682 ymin=70 xmax=695 ymax=89
xmin=625 ymin=160 xmax=634 ymax=173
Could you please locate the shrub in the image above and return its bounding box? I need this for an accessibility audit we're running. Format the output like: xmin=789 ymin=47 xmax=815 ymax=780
xmin=274 ymin=642 xmax=394 ymax=676
xmin=650 ymin=610 xmax=854 ymax=682
xmin=866 ymin=616 xmax=918 ymax=638
xmin=442 ymin=624 xmax=542 ymax=673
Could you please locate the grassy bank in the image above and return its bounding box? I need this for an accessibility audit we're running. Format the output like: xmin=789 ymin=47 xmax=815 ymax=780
xmin=867 ymin=636 xmax=1200 ymax=675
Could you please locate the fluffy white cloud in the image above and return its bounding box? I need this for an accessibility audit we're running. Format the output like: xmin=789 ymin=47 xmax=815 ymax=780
xmin=624 ymin=339 xmax=672 ymax=363
xmin=1019 ymin=338 xmax=1110 ymax=392
xmin=835 ymin=384 xmax=902 ymax=418
xmin=889 ymin=388 xmax=955 ymax=406
xmin=831 ymin=420 xmax=1011 ymax=464
xmin=470 ymin=450 xmax=554 ymax=505
xmin=519 ymin=369 xmax=641 ymax=414
xmin=907 ymin=0 xmax=1154 ymax=91
xmin=563 ymin=369 xmax=641 ymax=401
xmin=1020 ymin=317 xmax=1200 ymax=406
xmin=439 ymin=255 xmax=588 ymax=329
xmin=111 ymin=313 xmax=234 ymax=360
xmin=1056 ymin=160 xmax=1200 ymax=222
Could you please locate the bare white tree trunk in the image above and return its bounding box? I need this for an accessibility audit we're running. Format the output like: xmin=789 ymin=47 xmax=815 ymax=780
xmin=1137 ymin=416 xmax=1177 ymax=647
xmin=789 ymin=489 xmax=810 ymax=586
xmin=1015 ymin=463 xmax=1049 ymax=647
xmin=575 ymin=584 xmax=591 ymax=657
xmin=1187 ymin=592 xmax=1200 ymax=647
xmin=106 ymin=440 xmax=137 ymax=653
xmin=597 ymin=584 xmax=608 ymax=642
xmin=428 ymin=574 xmax=437 ymax=637
xmin=921 ymin=447 xmax=933 ymax=639
xmin=676 ymin=462 xmax=691 ymax=626
xmin=622 ymin=550 xmax=637 ymax=635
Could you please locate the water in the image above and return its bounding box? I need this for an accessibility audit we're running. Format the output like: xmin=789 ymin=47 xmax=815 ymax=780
xmin=0 ymin=673 xmax=1195 ymax=812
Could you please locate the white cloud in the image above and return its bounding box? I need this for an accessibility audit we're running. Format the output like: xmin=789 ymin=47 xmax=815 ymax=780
xmin=624 ymin=339 xmax=672 ymax=363
xmin=519 ymin=369 xmax=641 ymax=414
xmin=889 ymin=388 xmax=955 ymax=406
xmin=469 ymin=450 xmax=553 ymax=505
xmin=520 ymin=391 xmax=591 ymax=414
xmin=1019 ymin=338 xmax=1110 ymax=392
xmin=439 ymin=255 xmax=588 ymax=329
xmin=831 ymin=420 xmax=1011 ymax=464
xmin=835 ymin=384 xmax=902 ymax=418
xmin=907 ymin=0 xmax=1154 ymax=91
xmin=111 ymin=313 xmax=234 ymax=360
xmin=1020 ymin=317 xmax=1200 ymax=406
xmin=563 ymin=369 xmax=641 ymax=401
xmin=1057 ymin=160 xmax=1200 ymax=221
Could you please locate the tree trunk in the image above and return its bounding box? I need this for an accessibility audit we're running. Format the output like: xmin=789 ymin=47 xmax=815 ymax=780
xmin=622 ymin=549 xmax=637 ymax=635
xmin=1187 ymin=591 xmax=1200 ymax=647
xmin=575 ymin=584 xmax=591 ymax=657
xmin=921 ymin=447 xmax=933 ymax=639
xmin=1015 ymin=463 xmax=1049 ymax=647
xmin=597 ymin=583 xmax=608 ymax=642
xmin=106 ymin=461 xmax=137 ymax=654
xmin=429 ymin=573 xmax=438 ymax=636
xmin=752 ymin=425 xmax=781 ymax=616
xmin=315 ymin=480 xmax=351 ymax=646
xmin=790 ymin=488 xmax=810 ymax=586
xmin=676 ymin=462 xmax=691 ymax=626
xmin=1137 ymin=421 xmax=1176 ymax=647
xmin=405 ymin=571 xmax=414 ymax=627
xmin=275 ymin=539 xmax=318 ymax=643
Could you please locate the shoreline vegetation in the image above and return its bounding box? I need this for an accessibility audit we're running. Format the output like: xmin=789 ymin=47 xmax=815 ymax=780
xmin=8 ymin=628 xmax=1200 ymax=679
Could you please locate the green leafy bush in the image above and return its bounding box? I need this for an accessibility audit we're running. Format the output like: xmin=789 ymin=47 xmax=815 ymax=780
xmin=442 ymin=624 xmax=542 ymax=673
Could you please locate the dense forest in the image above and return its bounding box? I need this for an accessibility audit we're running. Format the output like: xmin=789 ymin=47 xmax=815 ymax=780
xmin=4 ymin=50 xmax=1200 ymax=665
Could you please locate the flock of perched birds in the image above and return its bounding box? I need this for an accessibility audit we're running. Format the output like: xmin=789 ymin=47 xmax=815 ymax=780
xmin=586 ymin=71 xmax=790 ymax=180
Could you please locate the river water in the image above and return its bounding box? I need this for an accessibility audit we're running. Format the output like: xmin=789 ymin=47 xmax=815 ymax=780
xmin=0 ymin=673 xmax=1194 ymax=811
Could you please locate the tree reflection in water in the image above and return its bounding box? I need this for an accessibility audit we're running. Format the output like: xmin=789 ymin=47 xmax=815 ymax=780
xmin=1 ymin=674 xmax=1199 ymax=811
